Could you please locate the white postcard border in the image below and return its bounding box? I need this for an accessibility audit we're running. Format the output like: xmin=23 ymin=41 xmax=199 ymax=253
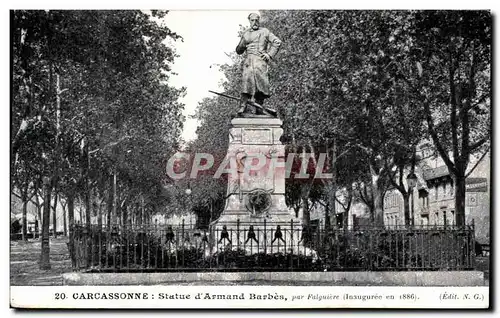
xmin=10 ymin=285 xmax=489 ymax=309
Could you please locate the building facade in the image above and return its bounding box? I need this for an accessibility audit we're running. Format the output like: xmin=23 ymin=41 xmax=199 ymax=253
xmin=383 ymin=149 xmax=490 ymax=245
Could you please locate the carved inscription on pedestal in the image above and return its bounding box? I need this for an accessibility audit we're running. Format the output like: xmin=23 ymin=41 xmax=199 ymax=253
xmin=242 ymin=129 xmax=272 ymax=145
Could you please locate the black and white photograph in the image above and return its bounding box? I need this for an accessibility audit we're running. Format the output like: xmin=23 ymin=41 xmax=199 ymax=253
xmin=8 ymin=7 xmax=491 ymax=309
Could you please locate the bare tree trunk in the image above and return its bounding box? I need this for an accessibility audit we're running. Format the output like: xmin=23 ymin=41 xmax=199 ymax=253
xmin=403 ymin=193 xmax=410 ymax=227
xmin=343 ymin=187 xmax=353 ymax=229
xmin=52 ymin=72 xmax=62 ymax=238
xmin=455 ymin=173 xmax=466 ymax=227
xmin=116 ymin=188 xmax=122 ymax=227
xmin=329 ymin=140 xmax=338 ymax=229
xmin=293 ymin=205 xmax=300 ymax=219
xmin=34 ymin=193 xmax=42 ymax=240
xmin=139 ymin=195 xmax=145 ymax=226
xmin=21 ymin=191 xmax=28 ymax=241
xmin=372 ymin=184 xmax=384 ymax=226
xmin=301 ymin=195 xmax=310 ymax=226
xmin=85 ymin=189 xmax=91 ymax=228
xmin=122 ymin=202 xmax=128 ymax=227
xmin=97 ymin=198 xmax=103 ymax=230
xmin=62 ymin=200 xmax=67 ymax=236
xmin=209 ymin=200 xmax=213 ymax=224
xmin=52 ymin=191 xmax=58 ymax=238
xmin=324 ymin=200 xmax=330 ymax=230
xmin=112 ymin=172 xmax=117 ymax=225
xmin=78 ymin=199 xmax=83 ymax=224
xmin=39 ymin=179 xmax=52 ymax=269
xmin=369 ymin=161 xmax=386 ymax=227
xmin=299 ymin=145 xmax=312 ymax=227
xmin=67 ymin=193 xmax=75 ymax=267
xmin=392 ymin=163 xmax=412 ymax=227
xmin=343 ymin=206 xmax=349 ymax=228
xmin=106 ymin=175 xmax=113 ymax=231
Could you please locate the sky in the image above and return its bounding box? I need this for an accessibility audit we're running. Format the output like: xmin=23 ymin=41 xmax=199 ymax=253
xmin=162 ymin=10 xmax=254 ymax=143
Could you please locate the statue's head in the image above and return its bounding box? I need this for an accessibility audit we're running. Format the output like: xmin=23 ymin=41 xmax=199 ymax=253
xmin=248 ymin=13 xmax=260 ymax=30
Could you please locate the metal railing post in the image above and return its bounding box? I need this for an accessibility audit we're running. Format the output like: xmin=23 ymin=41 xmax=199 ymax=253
xmin=237 ymin=219 xmax=240 ymax=251
xmin=264 ymin=219 xmax=267 ymax=255
xmin=181 ymin=219 xmax=185 ymax=267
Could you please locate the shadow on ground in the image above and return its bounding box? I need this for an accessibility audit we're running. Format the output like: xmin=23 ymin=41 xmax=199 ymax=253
xmin=10 ymin=238 xmax=72 ymax=286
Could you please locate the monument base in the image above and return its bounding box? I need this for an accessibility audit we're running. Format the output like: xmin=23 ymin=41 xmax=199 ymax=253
xmin=209 ymin=116 xmax=311 ymax=255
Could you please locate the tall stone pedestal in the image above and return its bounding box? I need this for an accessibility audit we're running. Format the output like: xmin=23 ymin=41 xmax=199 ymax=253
xmin=210 ymin=117 xmax=303 ymax=254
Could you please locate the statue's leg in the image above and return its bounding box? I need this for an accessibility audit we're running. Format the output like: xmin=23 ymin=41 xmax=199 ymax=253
xmin=254 ymin=92 xmax=267 ymax=115
xmin=238 ymin=93 xmax=251 ymax=114
xmin=254 ymin=92 xmax=265 ymax=107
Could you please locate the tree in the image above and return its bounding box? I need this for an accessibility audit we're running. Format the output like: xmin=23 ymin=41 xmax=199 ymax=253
xmin=11 ymin=157 xmax=37 ymax=241
xmin=188 ymin=94 xmax=235 ymax=225
xmin=410 ymin=11 xmax=491 ymax=227
xmin=258 ymin=11 xmax=428 ymax=226
xmin=11 ymin=10 xmax=185 ymax=268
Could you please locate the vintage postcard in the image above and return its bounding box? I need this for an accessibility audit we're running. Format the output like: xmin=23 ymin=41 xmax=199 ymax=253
xmin=9 ymin=9 xmax=490 ymax=309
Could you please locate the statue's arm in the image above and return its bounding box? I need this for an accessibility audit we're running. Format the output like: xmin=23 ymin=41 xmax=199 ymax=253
xmin=266 ymin=31 xmax=282 ymax=59
xmin=236 ymin=35 xmax=247 ymax=55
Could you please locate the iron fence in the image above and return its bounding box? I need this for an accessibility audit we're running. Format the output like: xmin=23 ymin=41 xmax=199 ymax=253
xmin=70 ymin=220 xmax=476 ymax=272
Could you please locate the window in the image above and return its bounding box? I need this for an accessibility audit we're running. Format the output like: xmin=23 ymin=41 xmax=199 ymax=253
xmin=423 ymin=216 xmax=429 ymax=226
xmin=443 ymin=211 xmax=448 ymax=228
xmin=443 ymin=183 xmax=447 ymax=198
xmin=450 ymin=211 xmax=455 ymax=226
xmin=435 ymin=212 xmax=439 ymax=225
xmin=434 ymin=185 xmax=438 ymax=201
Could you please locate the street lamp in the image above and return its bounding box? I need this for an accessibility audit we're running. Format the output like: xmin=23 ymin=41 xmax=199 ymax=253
xmin=406 ymin=172 xmax=418 ymax=227
xmin=406 ymin=172 xmax=417 ymax=189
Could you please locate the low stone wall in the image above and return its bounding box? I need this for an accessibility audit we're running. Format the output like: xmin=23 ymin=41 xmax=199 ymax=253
xmin=62 ymin=271 xmax=484 ymax=286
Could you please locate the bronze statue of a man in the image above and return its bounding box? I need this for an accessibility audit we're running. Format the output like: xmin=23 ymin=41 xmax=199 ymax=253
xmin=236 ymin=13 xmax=281 ymax=115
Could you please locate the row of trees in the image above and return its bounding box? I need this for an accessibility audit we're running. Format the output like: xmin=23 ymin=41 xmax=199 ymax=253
xmin=189 ymin=10 xmax=491 ymax=228
xmin=10 ymin=10 xmax=491 ymax=269
xmin=11 ymin=10 xmax=185 ymax=268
